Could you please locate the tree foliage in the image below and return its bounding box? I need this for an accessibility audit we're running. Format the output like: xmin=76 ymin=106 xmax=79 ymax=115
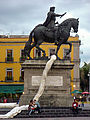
xmin=80 ymin=62 xmax=90 ymax=91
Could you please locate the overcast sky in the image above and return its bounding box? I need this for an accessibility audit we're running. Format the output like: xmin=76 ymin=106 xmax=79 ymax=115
xmin=0 ymin=0 xmax=90 ymax=67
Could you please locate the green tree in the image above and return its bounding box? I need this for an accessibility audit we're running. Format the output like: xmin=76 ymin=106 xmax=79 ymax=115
xmin=80 ymin=62 xmax=90 ymax=91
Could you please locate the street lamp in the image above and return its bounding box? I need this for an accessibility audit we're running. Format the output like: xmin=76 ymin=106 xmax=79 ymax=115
xmin=73 ymin=85 xmax=76 ymax=88
xmin=88 ymin=68 xmax=90 ymax=92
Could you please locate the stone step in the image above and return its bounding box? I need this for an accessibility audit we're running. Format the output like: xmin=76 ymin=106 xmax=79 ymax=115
xmin=0 ymin=107 xmax=90 ymax=118
xmin=0 ymin=108 xmax=11 ymax=114
xmin=15 ymin=114 xmax=90 ymax=118
xmin=14 ymin=107 xmax=90 ymax=118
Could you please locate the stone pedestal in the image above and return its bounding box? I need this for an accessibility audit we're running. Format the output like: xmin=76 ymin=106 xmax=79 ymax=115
xmin=19 ymin=60 xmax=74 ymax=107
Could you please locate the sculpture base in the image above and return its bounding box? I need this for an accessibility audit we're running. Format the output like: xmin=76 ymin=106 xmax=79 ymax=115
xmin=19 ymin=60 xmax=74 ymax=107
xmin=20 ymin=94 xmax=73 ymax=107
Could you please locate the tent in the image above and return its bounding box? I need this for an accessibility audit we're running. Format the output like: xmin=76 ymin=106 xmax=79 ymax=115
xmin=71 ymin=90 xmax=82 ymax=94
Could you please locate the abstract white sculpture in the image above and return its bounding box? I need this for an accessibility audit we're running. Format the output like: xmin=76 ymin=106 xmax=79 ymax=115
xmin=0 ymin=55 xmax=56 ymax=118
xmin=33 ymin=55 xmax=56 ymax=101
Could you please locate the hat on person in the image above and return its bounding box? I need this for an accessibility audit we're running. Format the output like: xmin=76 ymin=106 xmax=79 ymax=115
xmin=50 ymin=6 xmax=55 ymax=11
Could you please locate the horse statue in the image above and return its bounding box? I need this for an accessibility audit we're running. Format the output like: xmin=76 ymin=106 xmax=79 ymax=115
xmin=24 ymin=18 xmax=79 ymax=59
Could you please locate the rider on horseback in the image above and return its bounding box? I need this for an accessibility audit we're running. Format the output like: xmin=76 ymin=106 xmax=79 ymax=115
xmin=43 ymin=6 xmax=66 ymax=45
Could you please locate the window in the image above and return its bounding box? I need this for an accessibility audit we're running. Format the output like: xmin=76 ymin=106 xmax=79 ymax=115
xmin=20 ymin=49 xmax=26 ymax=62
xmin=21 ymin=49 xmax=24 ymax=57
xmin=34 ymin=48 xmax=42 ymax=58
xmin=49 ymin=48 xmax=56 ymax=58
xmin=5 ymin=68 xmax=13 ymax=81
xmin=20 ymin=69 xmax=24 ymax=82
xmin=6 ymin=49 xmax=13 ymax=62
xmin=63 ymin=48 xmax=70 ymax=59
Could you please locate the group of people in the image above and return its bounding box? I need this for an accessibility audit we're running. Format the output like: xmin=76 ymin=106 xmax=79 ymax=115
xmin=72 ymin=96 xmax=86 ymax=114
xmin=28 ymin=99 xmax=41 ymax=116
xmin=0 ymin=97 xmax=7 ymax=103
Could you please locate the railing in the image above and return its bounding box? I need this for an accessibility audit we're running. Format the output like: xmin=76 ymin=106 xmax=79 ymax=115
xmin=19 ymin=76 xmax=24 ymax=82
xmin=5 ymin=57 xmax=14 ymax=62
xmin=5 ymin=76 xmax=13 ymax=82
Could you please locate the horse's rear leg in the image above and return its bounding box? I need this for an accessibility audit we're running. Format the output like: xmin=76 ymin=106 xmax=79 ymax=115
xmin=28 ymin=42 xmax=37 ymax=59
xmin=36 ymin=42 xmax=46 ymax=56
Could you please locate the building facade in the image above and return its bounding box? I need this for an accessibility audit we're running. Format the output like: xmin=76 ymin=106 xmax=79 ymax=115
xmin=0 ymin=35 xmax=80 ymax=96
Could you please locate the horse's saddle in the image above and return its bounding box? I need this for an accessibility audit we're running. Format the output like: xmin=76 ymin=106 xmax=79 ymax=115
xmin=44 ymin=26 xmax=59 ymax=39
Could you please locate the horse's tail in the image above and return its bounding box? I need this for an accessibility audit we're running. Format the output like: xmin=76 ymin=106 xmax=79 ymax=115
xmin=28 ymin=30 xmax=34 ymax=44
xmin=24 ymin=30 xmax=34 ymax=56
xmin=28 ymin=24 xmax=43 ymax=44
xmin=24 ymin=24 xmax=43 ymax=56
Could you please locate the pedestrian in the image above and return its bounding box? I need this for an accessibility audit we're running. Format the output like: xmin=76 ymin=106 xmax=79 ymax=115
xmin=72 ymin=99 xmax=78 ymax=114
xmin=0 ymin=97 xmax=3 ymax=103
xmin=81 ymin=100 xmax=84 ymax=107
xmin=3 ymin=97 xmax=7 ymax=103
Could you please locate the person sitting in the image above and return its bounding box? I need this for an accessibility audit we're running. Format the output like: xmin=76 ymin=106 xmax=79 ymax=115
xmin=33 ymin=99 xmax=41 ymax=113
xmin=28 ymin=99 xmax=37 ymax=116
xmin=72 ymin=99 xmax=78 ymax=114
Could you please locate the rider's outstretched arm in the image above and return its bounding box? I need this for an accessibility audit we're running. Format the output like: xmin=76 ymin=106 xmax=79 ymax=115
xmin=54 ymin=12 xmax=67 ymax=17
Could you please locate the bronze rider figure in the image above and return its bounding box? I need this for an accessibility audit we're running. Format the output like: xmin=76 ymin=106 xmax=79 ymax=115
xmin=43 ymin=7 xmax=66 ymax=45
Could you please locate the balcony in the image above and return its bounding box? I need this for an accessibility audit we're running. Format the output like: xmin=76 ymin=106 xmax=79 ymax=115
xmin=19 ymin=76 xmax=24 ymax=82
xmin=5 ymin=76 xmax=13 ymax=82
xmin=20 ymin=56 xmax=26 ymax=62
xmin=5 ymin=57 xmax=14 ymax=63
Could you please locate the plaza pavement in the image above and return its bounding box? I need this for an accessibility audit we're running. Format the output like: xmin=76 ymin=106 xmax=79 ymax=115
xmin=6 ymin=117 xmax=90 ymax=120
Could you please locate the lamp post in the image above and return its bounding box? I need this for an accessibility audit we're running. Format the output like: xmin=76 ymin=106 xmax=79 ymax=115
xmin=88 ymin=68 xmax=90 ymax=92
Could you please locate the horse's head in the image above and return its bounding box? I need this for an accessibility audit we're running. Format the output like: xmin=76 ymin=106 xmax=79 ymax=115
xmin=58 ymin=18 xmax=79 ymax=33
xmin=72 ymin=18 xmax=79 ymax=33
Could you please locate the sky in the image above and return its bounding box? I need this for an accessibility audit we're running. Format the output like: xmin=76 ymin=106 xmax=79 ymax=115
xmin=0 ymin=0 xmax=90 ymax=67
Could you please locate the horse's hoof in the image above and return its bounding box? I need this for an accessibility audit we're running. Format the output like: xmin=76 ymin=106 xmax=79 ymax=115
xmin=56 ymin=56 xmax=61 ymax=60
xmin=43 ymin=54 xmax=46 ymax=57
xmin=29 ymin=57 xmax=33 ymax=60
xmin=26 ymin=57 xmax=29 ymax=60
xmin=26 ymin=57 xmax=32 ymax=60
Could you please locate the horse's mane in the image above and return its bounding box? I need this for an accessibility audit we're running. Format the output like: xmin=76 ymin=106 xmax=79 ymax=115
xmin=58 ymin=18 xmax=76 ymax=27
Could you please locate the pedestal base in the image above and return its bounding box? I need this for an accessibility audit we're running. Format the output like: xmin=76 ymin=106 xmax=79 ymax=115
xmin=20 ymin=94 xmax=73 ymax=107
xmin=19 ymin=60 xmax=74 ymax=107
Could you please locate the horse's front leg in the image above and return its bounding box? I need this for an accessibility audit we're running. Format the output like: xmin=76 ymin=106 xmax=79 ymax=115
xmin=65 ymin=41 xmax=72 ymax=55
xmin=56 ymin=43 xmax=61 ymax=60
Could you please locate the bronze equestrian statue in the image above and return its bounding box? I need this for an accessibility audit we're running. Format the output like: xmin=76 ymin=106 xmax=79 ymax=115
xmin=43 ymin=6 xmax=66 ymax=45
xmin=24 ymin=7 xmax=79 ymax=60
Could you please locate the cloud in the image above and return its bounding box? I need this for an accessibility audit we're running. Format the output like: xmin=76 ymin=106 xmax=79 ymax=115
xmin=0 ymin=0 xmax=90 ymax=66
